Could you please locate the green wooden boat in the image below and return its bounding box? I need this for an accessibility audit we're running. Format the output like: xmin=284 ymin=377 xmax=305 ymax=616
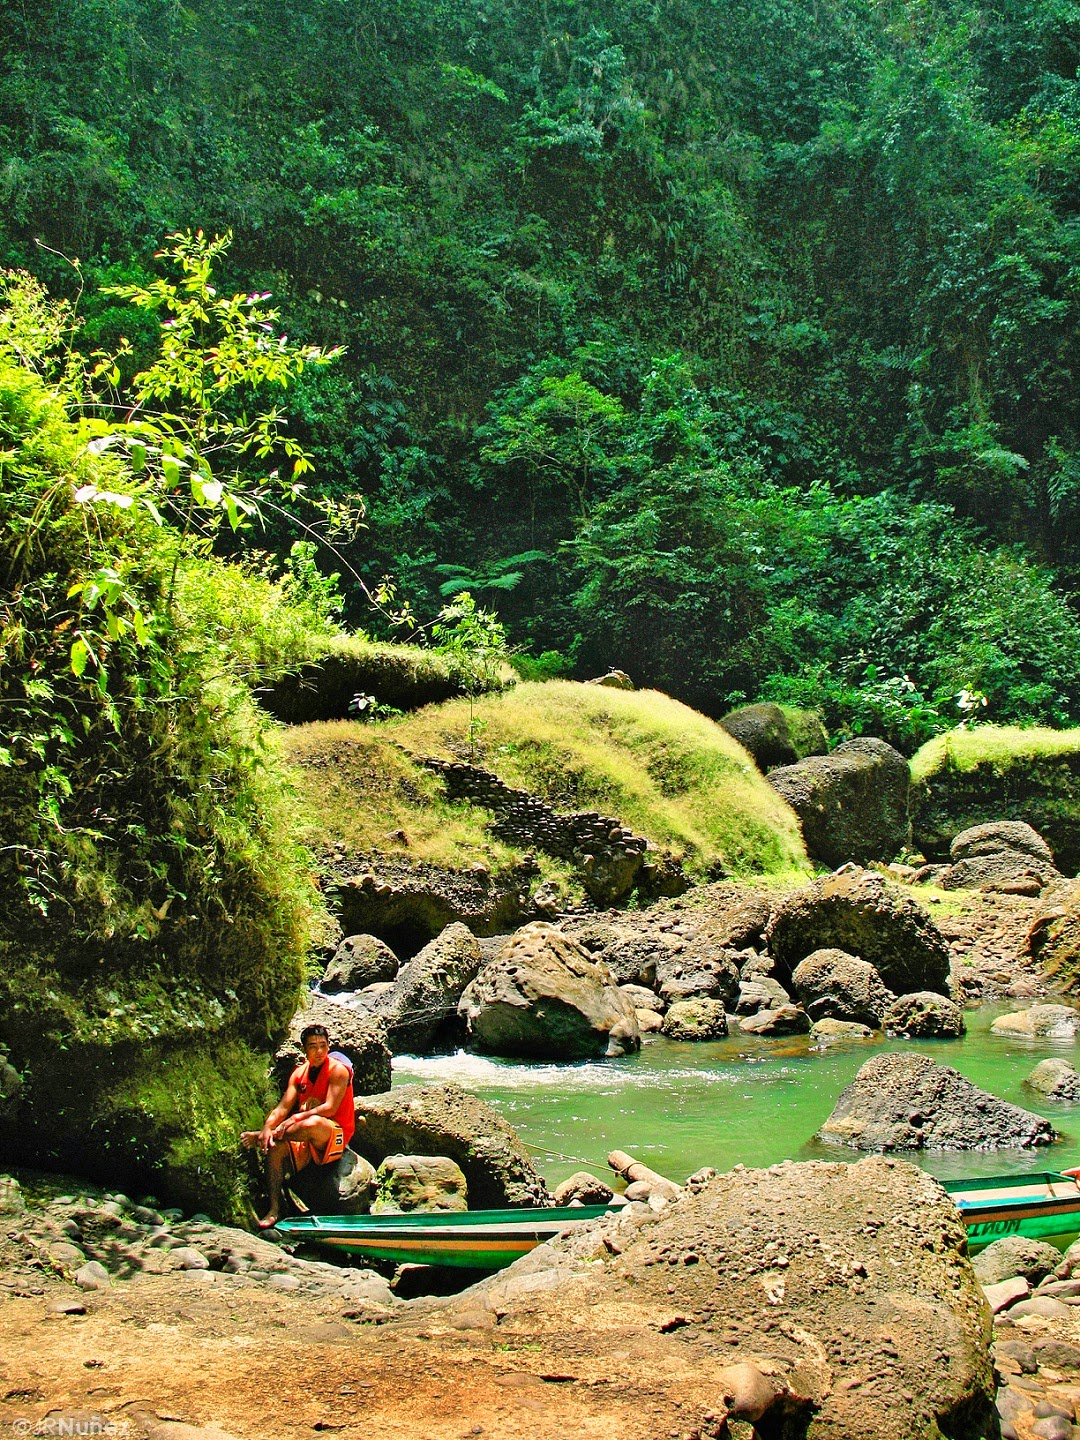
xmin=273 ymin=1203 xmax=614 ymax=1269
xmin=944 ymin=1170 xmax=1080 ymax=1250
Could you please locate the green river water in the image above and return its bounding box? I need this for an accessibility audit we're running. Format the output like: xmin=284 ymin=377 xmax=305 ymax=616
xmin=393 ymin=1003 xmax=1080 ymax=1193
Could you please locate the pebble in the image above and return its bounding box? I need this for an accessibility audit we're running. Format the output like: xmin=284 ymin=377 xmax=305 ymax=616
xmin=171 ymin=1246 xmax=210 ymax=1270
xmin=268 ymin=1273 xmax=302 ymax=1291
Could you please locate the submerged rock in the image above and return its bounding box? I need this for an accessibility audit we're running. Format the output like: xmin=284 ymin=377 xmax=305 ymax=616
xmin=371 ymin=921 xmax=481 ymax=1052
xmin=883 ymin=991 xmax=966 ymax=1038
xmin=819 ymin=1052 xmax=1056 ymax=1150
xmin=791 ymin=947 xmax=893 ymax=1026
xmin=767 ymin=737 xmax=911 ymax=867
xmin=991 ymin=1004 xmax=1080 ymax=1040
xmin=425 ymin=1155 xmax=995 ymax=1439
xmin=352 ymin=1081 xmax=550 ymax=1208
xmin=661 ymin=997 xmax=728 ymax=1040
xmin=765 ymin=868 xmax=951 ymax=995
xmin=810 ymin=1018 xmax=875 ymax=1044
xmin=459 ymin=922 xmax=640 ymax=1060
xmin=1025 ymin=1058 xmax=1080 ymax=1101
xmin=372 ymin=1154 xmax=468 ymax=1214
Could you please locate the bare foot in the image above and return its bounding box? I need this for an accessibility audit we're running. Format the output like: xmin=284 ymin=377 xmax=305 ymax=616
xmin=256 ymin=1211 xmax=280 ymax=1230
xmin=240 ymin=1131 xmax=259 ymax=1150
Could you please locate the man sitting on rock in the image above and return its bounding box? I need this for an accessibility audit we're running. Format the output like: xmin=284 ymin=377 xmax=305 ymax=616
xmin=241 ymin=1023 xmax=355 ymax=1229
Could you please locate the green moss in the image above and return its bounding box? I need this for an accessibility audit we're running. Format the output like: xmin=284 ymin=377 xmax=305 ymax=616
xmin=283 ymin=682 xmax=809 ymax=880
xmin=910 ymin=726 xmax=1080 ymax=784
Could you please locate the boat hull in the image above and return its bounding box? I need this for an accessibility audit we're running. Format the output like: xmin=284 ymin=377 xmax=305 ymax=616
xmin=274 ymin=1204 xmax=612 ymax=1269
xmin=943 ymin=1172 xmax=1080 ymax=1252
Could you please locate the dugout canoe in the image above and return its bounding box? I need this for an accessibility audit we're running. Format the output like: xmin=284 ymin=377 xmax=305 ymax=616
xmin=943 ymin=1170 xmax=1080 ymax=1249
xmin=273 ymin=1203 xmax=613 ymax=1268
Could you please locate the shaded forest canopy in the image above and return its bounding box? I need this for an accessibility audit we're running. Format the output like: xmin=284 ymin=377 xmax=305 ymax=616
xmin=4 ymin=0 xmax=1080 ymax=745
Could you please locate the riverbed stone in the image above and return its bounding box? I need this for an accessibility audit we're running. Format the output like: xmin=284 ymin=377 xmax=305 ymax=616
xmin=372 ymin=1155 xmax=468 ymax=1214
xmin=884 ymin=991 xmax=966 ymax=1038
xmin=661 ymin=997 xmax=728 ymax=1040
xmin=321 ymin=934 xmax=399 ymax=993
xmin=735 ymin=975 xmax=791 ymax=1014
xmin=791 ymin=947 xmax=893 ymax=1026
xmin=765 ymin=868 xmax=951 ymax=995
xmin=951 ymin=822 xmax=1056 ymax=866
xmin=75 ymin=1260 xmax=111 ymax=1291
xmin=459 ymin=922 xmax=640 ymax=1060
xmin=819 ymin=1052 xmax=1056 ymax=1150
xmin=429 ymin=1155 xmax=996 ymax=1438
xmin=635 ymin=1007 xmax=664 ymax=1033
xmin=0 ymin=1174 xmax=25 ymax=1213
xmin=553 ymin=1172 xmax=614 ymax=1206
xmin=992 ymin=1005 xmax=1080 ymax=1040
xmin=983 ymin=1277 xmax=1031 ymax=1313
xmin=810 ymin=1018 xmax=875 ymax=1043
xmin=352 ymin=1081 xmax=550 ymax=1208
xmin=737 ymin=1003 xmax=810 ymax=1035
xmin=973 ymin=1236 xmax=1064 ymax=1286
xmin=372 ymin=922 xmax=482 ymax=1052
xmin=1025 ymin=1059 xmax=1080 ymax=1101
xmin=286 ymin=1148 xmax=378 ymax=1217
xmin=619 ymin=983 xmax=663 ymax=1012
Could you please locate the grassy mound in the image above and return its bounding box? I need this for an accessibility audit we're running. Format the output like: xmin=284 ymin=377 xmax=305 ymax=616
xmin=282 ymin=681 xmax=809 ymax=881
xmin=910 ymin=726 xmax=1080 ymax=872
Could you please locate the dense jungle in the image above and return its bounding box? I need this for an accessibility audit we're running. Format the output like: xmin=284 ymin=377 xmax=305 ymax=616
xmin=4 ymin=0 xmax=1080 ymax=741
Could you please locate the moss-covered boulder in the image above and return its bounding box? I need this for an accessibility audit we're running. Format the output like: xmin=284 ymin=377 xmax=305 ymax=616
xmin=0 ymin=361 xmax=322 ymax=1221
xmin=911 ymin=727 xmax=1080 ymax=874
xmin=719 ymin=702 xmax=828 ymax=771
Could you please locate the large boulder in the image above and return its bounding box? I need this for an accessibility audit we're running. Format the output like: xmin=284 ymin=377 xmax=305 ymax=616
xmin=275 ymin=992 xmax=391 ymax=1095
xmin=656 ymin=952 xmax=741 ymax=1005
xmin=790 ymin=948 xmax=893 ymax=1026
xmin=1029 ymin=882 xmax=1080 ymax=989
xmin=819 ymin=1052 xmax=1056 ymax=1150
xmin=765 ymin=868 xmax=951 ymax=994
xmin=286 ymin=1147 xmax=377 ymax=1217
xmin=767 ymin=738 xmax=911 ymax=868
xmin=991 ymin=1003 xmax=1080 ymax=1039
xmin=910 ymin=727 xmax=1080 ymax=873
xmin=320 ymin=934 xmax=399 ymax=993
xmin=883 ymin=991 xmax=966 ymax=1038
xmin=459 ymin=922 xmax=640 ymax=1060
xmin=370 ymin=922 xmax=481 ymax=1053
xmin=352 ymin=1082 xmax=550 ymax=1208
xmin=718 ymin=702 xmax=828 ymax=771
xmin=372 ymin=1154 xmax=468 ymax=1214
xmin=424 ymin=1156 xmax=996 ymax=1439
xmin=972 ymin=1235 xmax=1064 ymax=1286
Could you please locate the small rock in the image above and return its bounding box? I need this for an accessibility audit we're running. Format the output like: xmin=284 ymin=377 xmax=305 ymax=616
xmin=1009 ymin=1296 xmax=1072 ymax=1319
xmin=267 ymin=1272 xmax=302 ymax=1290
xmin=46 ymin=1299 xmax=87 ymax=1315
xmin=1026 ymin=1059 xmax=1080 ymax=1101
xmin=75 ymin=1261 xmax=111 ymax=1291
xmin=883 ymin=991 xmax=966 ymax=1039
xmin=0 ymin=1174 xmax=26 ymax=1213
xmin=737 ymin=1004 xmax=810 ymax=1035
xmin=810 ymin=1018 xmax=875 ymax=1044
xmin=636 ymin=1007 xmax=665 ymax=1033
xmin=661 ymin=997 xmax=729 ymax=1041
xmin=995 ymin=1340 xmax=1037 ymax=1373
xmin=553 ymin=1172 xmax=615 ymax=1207
xmin=974 ymin=1237 xmax=1065 ymax=1286
xmin=373 ymin=1154 xmax=469 ymax=1214
xmin=171 ymin=1247 xmax=210 ymax=1270
xmin=1035 ymin=1340 xmax=1080 ymax=1368
xmin=1030 ymin=1416 xmax=1074 ymax=1440
xmin=47 ymin=1242 xmax=87 ymax=1267
xmin=983 ymin=1277 xmax=1031 ymax=1314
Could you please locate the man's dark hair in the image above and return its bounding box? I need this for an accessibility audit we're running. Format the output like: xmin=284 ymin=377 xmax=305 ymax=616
xmin=300 ymin=1023 xmax=331 ymax=1046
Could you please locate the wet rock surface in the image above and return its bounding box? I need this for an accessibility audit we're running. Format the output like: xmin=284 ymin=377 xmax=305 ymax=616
xmin=790 ymin=947 xmax=893 ymax=1026
xmin=884 ymin=990 xmax=967 ymax=1038
xmin=819 ymin=1052 xmax=1057 ymax=1150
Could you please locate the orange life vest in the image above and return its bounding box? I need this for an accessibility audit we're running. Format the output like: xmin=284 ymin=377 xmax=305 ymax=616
xmin=290 ymin=1053 xmax=355 ymax=1146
